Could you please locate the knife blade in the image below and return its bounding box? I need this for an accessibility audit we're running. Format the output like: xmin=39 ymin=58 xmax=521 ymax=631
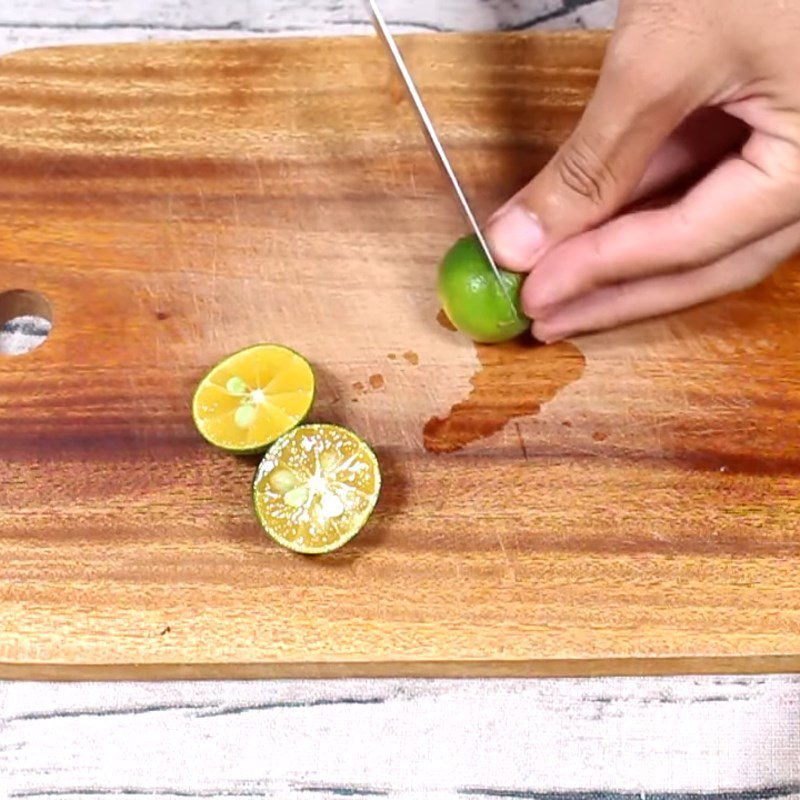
xmin=364 ymin=0 xmax=514 ymax=309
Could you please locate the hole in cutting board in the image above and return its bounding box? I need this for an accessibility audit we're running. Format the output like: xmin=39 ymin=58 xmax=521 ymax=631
xmin=0 ymin=290 xmax=53 ymax=356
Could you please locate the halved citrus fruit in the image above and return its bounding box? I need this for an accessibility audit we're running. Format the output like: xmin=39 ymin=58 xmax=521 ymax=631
xmin=438 ymin=234 xmax=530 ymax=344
xmin=253 ymin=424 xmax=381 ymax=555
xmin=192 ymin=344 xmax=315 ymax=454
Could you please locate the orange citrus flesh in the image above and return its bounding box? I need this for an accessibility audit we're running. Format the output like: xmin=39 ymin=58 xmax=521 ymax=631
xmin=253 ymin=424 xmax=381 ymax=554
xmin=193 ymin=344 xmax=315 ymax=453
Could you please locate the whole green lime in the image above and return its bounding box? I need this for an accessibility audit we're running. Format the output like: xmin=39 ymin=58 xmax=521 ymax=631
xmin=437 ymin=235 xmax=530 ymax=344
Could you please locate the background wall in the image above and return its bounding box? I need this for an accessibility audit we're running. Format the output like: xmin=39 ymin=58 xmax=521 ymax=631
xmin=0 ymin=0 xmax=619 ymax=53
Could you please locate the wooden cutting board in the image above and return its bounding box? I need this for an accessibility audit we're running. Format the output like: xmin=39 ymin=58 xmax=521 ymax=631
xmin=1 ymin=31 xmax=799 ymax=679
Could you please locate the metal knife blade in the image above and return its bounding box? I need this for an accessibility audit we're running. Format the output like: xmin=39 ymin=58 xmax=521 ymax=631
xmin=364 ymin=0 xmax=514 ymax=308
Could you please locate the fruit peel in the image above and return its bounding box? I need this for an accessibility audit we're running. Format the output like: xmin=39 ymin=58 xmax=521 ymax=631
xmin=437 ymin=235 xmax=530 ymax=344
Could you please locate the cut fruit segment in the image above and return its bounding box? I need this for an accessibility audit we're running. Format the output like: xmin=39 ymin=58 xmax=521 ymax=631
xmin=192 ymin=344 xmax=315 ymax=454
xmin=253 ymin=424 xmax=381 ymax=555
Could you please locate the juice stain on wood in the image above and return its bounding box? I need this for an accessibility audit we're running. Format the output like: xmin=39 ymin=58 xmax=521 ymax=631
xmin=351 ymin=376 xmax=385 ymax=403
xmin=388 ymin=352 xmax=419 ymax=365
xmin=424 ymin=334 xmax=585 ymax=454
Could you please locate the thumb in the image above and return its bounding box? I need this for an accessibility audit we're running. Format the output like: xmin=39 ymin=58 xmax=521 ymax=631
xmin=486 ymin=44 xmax=696 ymax=272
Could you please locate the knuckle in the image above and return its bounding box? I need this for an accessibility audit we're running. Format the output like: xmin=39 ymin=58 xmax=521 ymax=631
xmin=604 ymin=36 xmax=651 ymax=86
xmin=749 ymin=136 xmax=800 ymax=183
xmin=555 ymin=135 xmax=615 ymax=207
xmin=602 ymin=19 xmax=697 ymax=120
xmin=601 ymin=284 xmax=634 ymax=328
xmin=774 ymin=142 xmax=800 ymax=182
xmin=670 ymin=205 xmax=721 ymax=266
xmin=583 ymin=228 xmax=613 ymax=288
xmin=603 ymin=50 xmax=688 ymax=125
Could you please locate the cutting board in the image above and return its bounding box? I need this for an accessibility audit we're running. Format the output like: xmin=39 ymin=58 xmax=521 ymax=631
xmin=1 ymin=31 xmax=799 ymax=679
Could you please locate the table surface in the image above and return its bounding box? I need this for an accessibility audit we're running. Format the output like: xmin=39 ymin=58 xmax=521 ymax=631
xmin=1 ymin=2 xmax=798 ymax=799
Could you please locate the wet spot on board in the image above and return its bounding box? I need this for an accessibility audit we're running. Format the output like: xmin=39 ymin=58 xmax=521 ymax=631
xmin=351 ymin=375 xmax=385 ymax=402
xmin=423 ymin=336 xmax=585 ymax=454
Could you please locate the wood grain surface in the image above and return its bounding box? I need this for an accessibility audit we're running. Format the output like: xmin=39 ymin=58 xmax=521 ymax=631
xmin=0 ymin=31 xmax=799 ymax=679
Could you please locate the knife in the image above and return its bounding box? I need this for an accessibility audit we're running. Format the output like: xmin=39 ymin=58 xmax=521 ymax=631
xmin=364 ymin=0 xmax=514 ymax=308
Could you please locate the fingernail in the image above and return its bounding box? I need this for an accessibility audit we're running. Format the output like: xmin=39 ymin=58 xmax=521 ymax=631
xmin=486 ymin=205 xmax=545 ymax=270
xmin=487 ymin=200 xmax=512 ymax=224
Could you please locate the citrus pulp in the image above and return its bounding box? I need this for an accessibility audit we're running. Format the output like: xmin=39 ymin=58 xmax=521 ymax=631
xmin=192 ymin=344 xmax=315 ymax=454
xmin=253 ymin=424 xmax=381 ymax=555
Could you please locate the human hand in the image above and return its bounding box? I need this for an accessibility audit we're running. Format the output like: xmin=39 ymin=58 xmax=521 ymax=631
xmin=486 ymin=0 xmax=800 ymax=343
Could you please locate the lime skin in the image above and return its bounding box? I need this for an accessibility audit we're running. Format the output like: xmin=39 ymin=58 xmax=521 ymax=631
xmin=437 ymin=235 xmax=530 ymax=344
